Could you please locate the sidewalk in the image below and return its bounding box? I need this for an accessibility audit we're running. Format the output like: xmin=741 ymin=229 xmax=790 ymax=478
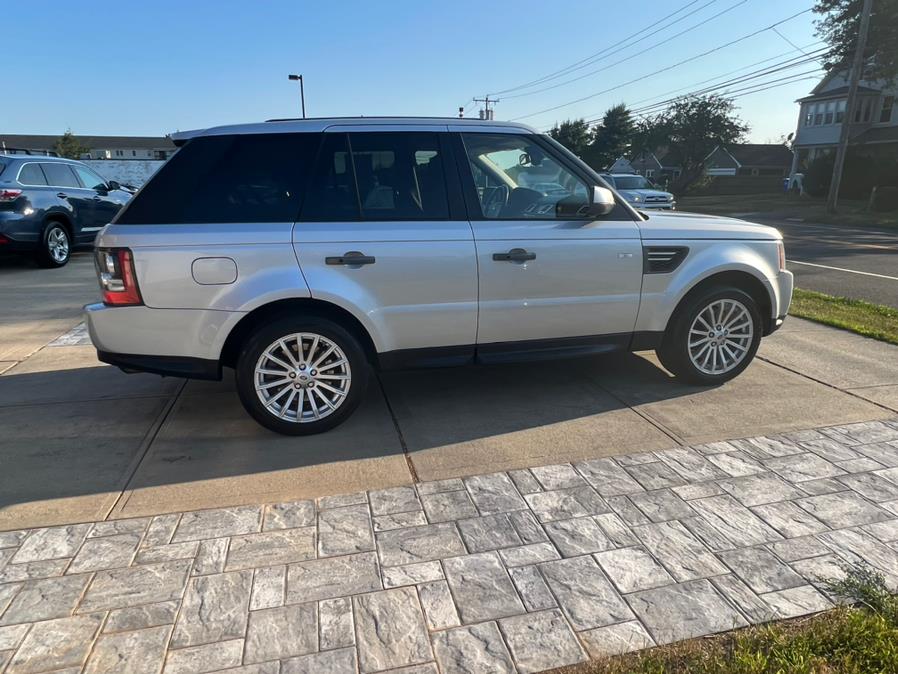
xmin=2 ymin=418 xmax=898 ymax=674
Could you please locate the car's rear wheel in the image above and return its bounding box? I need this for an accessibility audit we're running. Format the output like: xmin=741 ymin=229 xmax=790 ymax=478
xmin=657 ymin=286 xmax=762 ymax=385
xmin=235 ymin=317 xmax=368 ymax=435
xmin=35 ymin=222 xmax=71 ymax=268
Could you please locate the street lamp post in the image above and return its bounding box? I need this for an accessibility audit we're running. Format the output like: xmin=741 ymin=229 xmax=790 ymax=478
xmin=288 ymin=74 xmax=306 ymax=119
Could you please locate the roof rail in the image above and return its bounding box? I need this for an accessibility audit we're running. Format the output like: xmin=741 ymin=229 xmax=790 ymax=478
xmin=0 ymin=147 xmax=61 ymax=157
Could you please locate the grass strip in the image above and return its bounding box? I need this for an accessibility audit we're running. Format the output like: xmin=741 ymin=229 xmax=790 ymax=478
xmin=789 ymin=288 xmax=898 ymax=346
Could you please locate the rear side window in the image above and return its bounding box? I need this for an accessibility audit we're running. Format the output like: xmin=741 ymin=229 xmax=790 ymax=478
xmin=115 ymin=133 xmax=319 ymax=224
xmin=18 ymin=163 xmax=48 ymax=185
xmin=41 ymin=163 xmax=80 ymax=188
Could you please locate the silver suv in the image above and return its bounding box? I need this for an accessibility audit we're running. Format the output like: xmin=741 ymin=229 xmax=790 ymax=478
xmin=85 ymin=118 xmax=793 ymax=435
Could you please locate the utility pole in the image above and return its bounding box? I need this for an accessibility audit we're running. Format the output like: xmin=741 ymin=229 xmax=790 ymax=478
xmin=288 ymin=74 xmax=306 ymax=119
xmin=474 ymin=96 xmax=498 ymax=120
xmin=826 ymin=0 xmax=873 ymax=213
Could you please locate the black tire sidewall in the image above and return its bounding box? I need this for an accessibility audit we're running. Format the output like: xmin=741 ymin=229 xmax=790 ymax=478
xmin=662 ymin=287 xmax=762 ymax=385
xmin=36 ymin=222 xmax=70 ymax=268
xmin=235 ymin=317 xmax=369 ymax=435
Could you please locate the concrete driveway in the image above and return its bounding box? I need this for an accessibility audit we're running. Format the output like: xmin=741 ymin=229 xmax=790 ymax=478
xmin=1 ymin=254 xmax=897 ymax=530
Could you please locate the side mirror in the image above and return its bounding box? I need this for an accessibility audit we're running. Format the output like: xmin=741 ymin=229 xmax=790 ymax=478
xmin=107 ymin=180 xmax=121 ymax=191
xmin=589 ymin=185 xmax=616 ymax=216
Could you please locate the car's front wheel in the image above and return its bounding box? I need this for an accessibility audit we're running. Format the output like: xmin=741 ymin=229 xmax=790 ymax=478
xmin=35 ymin=222 xmax=71 ymax=268
xmin=235 ymin=317 xmax=369 ymax=435
xmin=657 ymin=286 xmax=762 ymax=385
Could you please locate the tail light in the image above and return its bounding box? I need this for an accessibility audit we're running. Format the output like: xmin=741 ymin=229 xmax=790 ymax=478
xmin=96 ymin=248 xmax=143 ymax=306
xmin=0 ymin=189 xmax=23 ymax=202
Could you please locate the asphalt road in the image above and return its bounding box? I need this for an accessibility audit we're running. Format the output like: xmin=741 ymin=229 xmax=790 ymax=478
xmin=755 ymin=217 xmax=898 ymax=308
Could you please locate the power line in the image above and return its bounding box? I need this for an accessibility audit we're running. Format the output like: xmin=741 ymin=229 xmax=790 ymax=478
xmin=510 ymin=7 xmax=814 ymax=122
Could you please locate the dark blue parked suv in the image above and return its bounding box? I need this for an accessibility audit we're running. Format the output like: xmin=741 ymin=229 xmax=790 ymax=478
xmin=0 ymin=154 xmax=131 ymax=267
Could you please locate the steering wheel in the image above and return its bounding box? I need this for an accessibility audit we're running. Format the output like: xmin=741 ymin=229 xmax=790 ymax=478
xmin=482 ymin=185 xmax=509 ymax=218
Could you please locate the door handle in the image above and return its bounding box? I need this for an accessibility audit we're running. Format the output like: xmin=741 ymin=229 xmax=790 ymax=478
xmin=325 ymin=251 xmax=376 ymax=266
xmin=93 ymin=195 xmax=103 ymax=201
xmin=493 ymin=248 xmax=536 ymax=263
xmin=57 ymin=192 xmax=68 ymax=199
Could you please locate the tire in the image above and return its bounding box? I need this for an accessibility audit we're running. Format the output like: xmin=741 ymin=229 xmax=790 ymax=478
xmin=35 ymin=222 xmax=71 ymax=268
xmin=656 ymin=286 xmax=762 ymax=386
xmin=235 ymin=317 xmax=369 ymax=435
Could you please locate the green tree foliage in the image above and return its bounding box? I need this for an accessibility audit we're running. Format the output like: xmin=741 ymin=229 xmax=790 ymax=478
xmin=814 ymin=0 xmax=898 ymax=84
xmin=589 ymin=104 xmax=636 ymax=170
xmin=804 ymin=148 xmax=898 ymax=199
xmin=53 ymin=130 xmax=89 ymax=159
xmin=548 ymin=118 xmax=592 ymax=158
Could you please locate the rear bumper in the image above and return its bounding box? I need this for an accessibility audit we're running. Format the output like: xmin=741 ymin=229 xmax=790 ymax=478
xmin=97 ymin=350 xmax=221 ymax=380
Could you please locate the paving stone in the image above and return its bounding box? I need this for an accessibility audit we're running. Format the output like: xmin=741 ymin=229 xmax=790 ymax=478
xmin=767 ymin=536 xmax=831 ymax=562
xmin=508 ymin=565 xmax=557 ymax=611
xmin=6 ymin=613 xmax=103 ymax=674
xmin=655 ymin=447 xmax=728 ymax=482
xmin=883 ymin=499 xmax=898 ymax=517
xmin=281 ymin=648 xmax=357 ymax=674
xmin=797 ymin=492 xmax=891 ymax=528
xmin=0 ymin=624 xmax=28 ymax=650
xmin=499 ymin=609 xmax=586 ymax=674
xmin=711 ymin=574 xmax=776 ymax=623
xmin=379 ymin=663 xmax=439 ymax=674
xmin=762 ymin=585 xmax=831 ymax=618
xmin=171 ymin=570 xmax=252 ymax=648
xmin=633 ymin=520 xmax=728 ymax=582
xmin=0 ymin=574 xmax=89 ymax=625
xmin=823 ymin=421 xmax=898 ymax=445
xmin=443 ymin=552 xmax=524 ymax=623
xmin=226 ymin=527 xmax=316 ymax=571
xmin=508 ymin=469 xmax=542 ymax=494
xmin=574 ymin=457 xmax=644 ymax=496
xmin=688 ymin=495 xmax=782 ymax=549
xmin=628 ymin=579 xmax=747 ymax=645
xmin=135 ymin=541 xmax=199 ymax=565
xmin=354 ymin=586 xmax=432 ymax=672
xmin=681 ymin=515 xmax=739 ymax=552
xmin=219 ymin=664 xmax=282 ymax=674
xmin=457 ymin=514 xmax=522 ymax=552
xmin=818 ymin=528 xmax=898 ymax=587
xmin=732 ymin=436 xmax=802 ymax=459
xmin=672 ymin=482 xmax=725 ymax=501
xmin=263 ymin=500 xmax=315 ymax=530
xmin=615 ymin=450 xmax=659 ymax=465
xmin=798 ymin=437 xmax=860 ymax=462
xmin=782 ymin=429 xmax=827 ymax=442
xmin=143 ymin=514 xmax=180 ymax=547
xmin=838 ymin=472 xmax=898 ymax=502
xmin=854 ymin=442 xmax=898 ymax=468
xmin=382 ymin=561 xmax=444 ymax=588
xmin=692 ymin=440 xmax=739 ymax=455
xmin=79 ymin=560 xmax=191 ymax=612
xmin=192 ymin=538 xmax=229 ymax=575
xmin=593 ymin=513 xmax=638 ymax=547
xmin=0 ymin=531 xmax=27 ymax=549
xmin=287 ymin=551 xmax=382 ymax=602
xmin=606 ymin=495 xmax=651 ymax=526
xmin=862 ymin=519 xmax=898 ymax=542
xmin=463 ymin=473 xmax=527 ymax=514
xmin=762 ymin=453 xmax=844 ymax=483
xmin=790 ymin=554 xmax=849 ymax=589
xmin=317 ymin=492 xmax=368 ymax=509
xmin=798 ymin=477 xmax=849 ymax=496
xmin=579 ymin=621 xmax=655 ymax=658
xmin=104 ymin=601 xmax=179 ymax=633
xmin=250 ymin=565 xmax=285 ymax=610
xmin=718 ymin=473 xmax=804 ymax=507
xmin=838 ymin=457 xmax=885 ymax=473
xmin=594 ymin=546 xmax=674 ymax=593
xmin=11 ymin=524 xmax=91 ymax=564
xmin=498 ymin=542 xmax=560 ymax=567
xmin=705 ymin=451 xmax=766 ymax=478
xmin=719 ymin=547 xmax=805 ymax=593
xmin=629 ymin=489 xmax=694 ymax=523
xmin=750 ymin=501 xmax=829 ymax=538
xmin=318 ymin=505 xmax=373 ymax=557
xmin=432 ymin=622 xmax=516 ymax=674
xmin=0 ymin=582 xmax=21 ymax=618
xmin=530 ymin=464 xmax=586 ymax=490
xmin=420 ymin=490 xmax=478 ymax=523
xmin=0 ymin=547 xmax=12 ymax=570
xmin=419 ymin=580 xmax=461 ymax=630
xmin=163 ymin=638 xmax=243 ymax=674
xmin=539 ymin=556 xmax=633 ymax=630
xmin=544 ymin=517 xmax=615 ymax=557
xmin=244 ymin=602 xmax=317 ymax=663
xmin=319 ymin=596 xmax=354 ymax=649
xmin=624 ymin=462 xmax=687 ymax=490
xmin=369 ymin=486 xmax=421 ymax=516
xmin=83 ymin=625 xmax=169 ymax=674
xmin=374 ymin=511 xmax=428 ymax=531
xmin=377 ymin=523 xmax=466 ymax=566
xmin=416 ymin=478 xmax=465 ymax=495
xmin=507 ymin=510 xmax=548 ymax=544
xmin=172 ymin=506 xmax=261 ymax=542
xmin=88 ymin=518 xmax=150 ymax=538
xmin=0 ymin=650 xmax=10 ymax=671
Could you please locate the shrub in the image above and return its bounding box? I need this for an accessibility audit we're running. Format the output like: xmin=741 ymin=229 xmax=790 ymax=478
xmin=804 ymin=150 xmax=898 ymax=200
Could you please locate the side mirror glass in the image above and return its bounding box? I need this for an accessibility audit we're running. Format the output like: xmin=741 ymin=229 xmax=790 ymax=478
xmin=589 ymin=185 xmax=615 ymax=216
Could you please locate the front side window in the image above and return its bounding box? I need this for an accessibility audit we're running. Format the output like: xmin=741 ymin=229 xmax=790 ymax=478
xmin=461 ymin=133 xmax=588 ymax=219
xmin=18 ymin=163 xmax=47 ymax=185
xmin=73 ymin=166 xmax=107 ymax=190
xmin=41 ymin=163 xmax=80 ymax=188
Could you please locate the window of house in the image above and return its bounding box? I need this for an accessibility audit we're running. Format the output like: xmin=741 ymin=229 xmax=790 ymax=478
xmin=813 ymin=104 xmax=823 ymax=125
xmin=804 ymin=105 xmax=814 ymax=126
xmin=881 ymin=96 xmax=895 ymax=123
xmin=132 ymin=150 xmax=137 ymax=156
xmin=835 ymin=100 xmax=846 ymax=123
xmin=824 ymin=101 xmax=835 ymax=124
xmin=645 ymin=169 xmax=655 ymax=178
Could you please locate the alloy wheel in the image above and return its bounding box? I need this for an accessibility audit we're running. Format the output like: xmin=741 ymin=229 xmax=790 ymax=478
xmin=687 ymin=298 xmax=753 ymax=375
xmin=48 ymin=226 xmax=69 ymax=263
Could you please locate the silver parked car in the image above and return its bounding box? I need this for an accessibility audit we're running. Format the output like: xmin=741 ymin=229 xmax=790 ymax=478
xmin=601 ymin=173 xmax=676 ymax=210
xmin=85 ymin=118 xmax=793 ymax=435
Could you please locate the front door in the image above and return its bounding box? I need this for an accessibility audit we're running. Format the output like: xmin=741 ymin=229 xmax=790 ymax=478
xmin=40 ymin=162 xmax=96 ymax=241
xmin=71 ymin=164 xmax=123 ymax=234
xmin=454 ymin=131 xmax=643 ymax=352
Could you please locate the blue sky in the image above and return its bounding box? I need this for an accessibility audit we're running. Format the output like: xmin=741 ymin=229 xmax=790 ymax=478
xmin=5 ymin=0 xmax=822 ymax=143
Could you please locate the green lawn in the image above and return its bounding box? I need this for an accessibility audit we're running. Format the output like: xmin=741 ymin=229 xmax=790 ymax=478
xmin=790 ymin=289 xmax=898 ymax=346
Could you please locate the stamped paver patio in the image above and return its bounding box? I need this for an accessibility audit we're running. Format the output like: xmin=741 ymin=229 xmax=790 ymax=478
xmin=2 ymin=418 xmax=898 ymax=673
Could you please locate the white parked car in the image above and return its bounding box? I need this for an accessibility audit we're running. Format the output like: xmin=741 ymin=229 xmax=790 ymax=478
xmin=601 ymin=173 xmax=676 ymax=210
xmin=85 ymin=118 xmax=793 ymax=435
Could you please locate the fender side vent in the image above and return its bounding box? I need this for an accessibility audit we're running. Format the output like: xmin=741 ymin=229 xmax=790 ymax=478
xmin=644 ymin=246 xmax=689 ymax=274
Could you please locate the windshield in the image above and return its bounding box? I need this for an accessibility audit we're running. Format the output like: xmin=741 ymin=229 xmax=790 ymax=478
xmin=613 ymin=176 xmax=655 ymax=190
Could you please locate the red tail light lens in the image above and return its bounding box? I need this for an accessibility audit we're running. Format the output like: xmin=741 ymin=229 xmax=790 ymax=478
xmin=0 ymin=189 xmax=23 ymax=202
xmin=96 ymin=248 xmax=143 ymax=306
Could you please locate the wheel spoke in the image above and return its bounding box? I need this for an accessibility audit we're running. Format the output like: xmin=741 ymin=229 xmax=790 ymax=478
xmin=278 ymin=389 xmax=297 ymax=418
xmin=316 ymin=381 xmax=345 ymax=397
xmin=311 ymin=345 xmax=337 ymax=369
xmin=279 ymin=339 xmax=300 ymax=368
xmin=316 ymin=358 xmax=347 ymax=372
xmin=256 ymin=378 xmax=290 ymax=391
xmin=264 ymin=385 xmax=291 ymax=409
xmin=264 ymin=353 xmax=294 ymax=372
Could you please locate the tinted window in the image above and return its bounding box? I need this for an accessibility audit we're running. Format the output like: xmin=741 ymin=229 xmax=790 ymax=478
xmin=116 ymin=133 xmax=319 ymax=224
xmin=301 ymin=132 xmax=450 ymax=221
xmin=18 ymin=163 xmax=48 ymax=186
xmin=73 ymin=166 xmax=107 ymax=190
xmin=41 ymin=163 xmax=80 ymax=188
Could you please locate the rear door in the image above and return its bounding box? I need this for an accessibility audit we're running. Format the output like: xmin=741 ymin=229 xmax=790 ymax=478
xmin=292 ymin=127 xmax=477 ymax=362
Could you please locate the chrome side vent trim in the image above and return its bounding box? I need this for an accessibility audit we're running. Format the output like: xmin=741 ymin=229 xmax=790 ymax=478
xmin=644 ymin=246 xmax=689 ymax=274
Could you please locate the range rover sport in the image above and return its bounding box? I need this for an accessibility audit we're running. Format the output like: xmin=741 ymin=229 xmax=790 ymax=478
xmin=85 ymin=117 xmax=793 ymax=435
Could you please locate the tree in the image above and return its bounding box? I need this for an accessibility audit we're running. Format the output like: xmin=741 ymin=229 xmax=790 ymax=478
xmin=548 ymin=119 xmax=592 ymax=158
xmin=814 ymin=0 xmax=898 ymax=83
xmin=53 ymin=130 xmax=88 ymax=159
xmin=588 ymin=104 xmax=636 ymax=170
xmin=657 ymin=95 xmax=749 ymax=193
